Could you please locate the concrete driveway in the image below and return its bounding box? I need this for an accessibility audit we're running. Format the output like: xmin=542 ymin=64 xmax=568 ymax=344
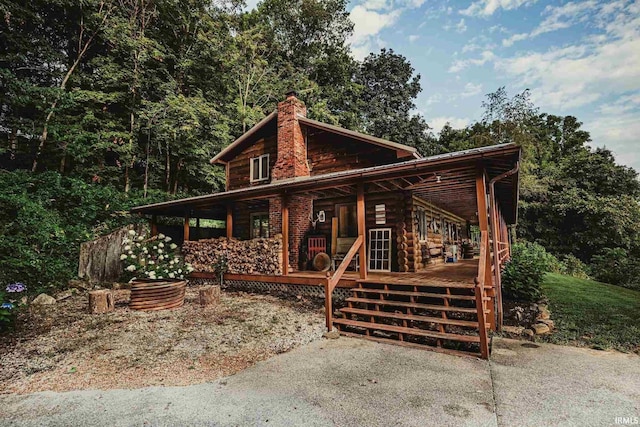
xmin=0 ymin=337 xmax=638 ymax=427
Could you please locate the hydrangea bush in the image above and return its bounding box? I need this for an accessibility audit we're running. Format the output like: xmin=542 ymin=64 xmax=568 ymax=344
xmin=120 ymin=229 xmax=193 ymax=281
xmin=1 ymin=282 xmax=26 ymax=330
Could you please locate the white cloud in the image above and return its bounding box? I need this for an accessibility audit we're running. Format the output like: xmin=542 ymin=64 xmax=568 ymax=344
xmin=448 ymin=50 xmax=495 ymax=73
xmin=408 ymin=34 xmax=420 ymax=42
xmin=460 ymin=0 xmax=536 ymax=17
xmin=460 ymin=82 xmax=483 ymax=98
xmin=428 ymin=117 xmax=471 ymax=133
xmin=349 ymin=0 xmax=426 ymax=59
xmin=495 ymin=0 xmax=640 ymax=109
xmin=587 ymin=98 xmax=640 ymax=171
xmin=502 ymin=1 xmax=599 ymax=46
xmin=456 ymin=18 xmax=468 ymax=33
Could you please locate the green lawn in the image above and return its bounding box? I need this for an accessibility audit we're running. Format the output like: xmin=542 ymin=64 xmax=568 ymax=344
xmin=541 ymin=273 xmax=640 ymax=353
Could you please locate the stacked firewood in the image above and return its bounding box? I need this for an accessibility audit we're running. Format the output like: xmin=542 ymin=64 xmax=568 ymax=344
xmin=182 ymin=236 xmax=283 ymax=275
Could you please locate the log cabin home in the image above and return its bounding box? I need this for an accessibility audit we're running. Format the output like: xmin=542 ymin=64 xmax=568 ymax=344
xmin=132 ymin=91 xmax=521 ymax=358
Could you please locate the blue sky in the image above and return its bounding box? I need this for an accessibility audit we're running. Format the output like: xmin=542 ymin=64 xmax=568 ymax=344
xmin=247 ymin=0 xmax=640 ymax=172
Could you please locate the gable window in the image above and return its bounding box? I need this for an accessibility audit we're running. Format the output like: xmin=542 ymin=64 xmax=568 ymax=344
xmin=250 ymin=212 xmax=269 ymax=238
xmin=250 ymin=154 xmax=270 ymax=182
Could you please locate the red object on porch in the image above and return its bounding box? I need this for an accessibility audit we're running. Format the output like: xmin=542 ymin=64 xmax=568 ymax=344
xmin=307 ymin=236 xmax=327 ymax=260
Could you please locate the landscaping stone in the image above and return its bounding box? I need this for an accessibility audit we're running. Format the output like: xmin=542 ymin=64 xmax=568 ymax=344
xmin=502 ymin=325 xmax=524 ymax=335
xmin=523 ymin=329 xmax=535 ymax=339
xmin=537 ymin=308 xmax=551 ymax=320
xmin=538 ymin=319 xmax=555 ymax=330
xmin=532 ymin=323 xmax=551 ymax=335
xmin=322 ymin=330 xmax=340 ymax=339
xmin=31 ymin=294 xmax=56 ymax=306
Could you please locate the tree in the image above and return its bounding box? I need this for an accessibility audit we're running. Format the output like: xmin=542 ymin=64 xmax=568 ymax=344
xmin=356 ymin=49 xmax=432 ymax=151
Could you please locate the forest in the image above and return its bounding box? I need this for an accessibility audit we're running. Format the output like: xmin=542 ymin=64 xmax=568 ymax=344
xmin=1 ymin=0 xmax=639 ymax=292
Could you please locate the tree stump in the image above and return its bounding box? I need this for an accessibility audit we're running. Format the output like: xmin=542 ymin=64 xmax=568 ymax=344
xmin=199 ymin=285 xmax=221 ymax=307
xmin=88 ymin=289 xmax=115 ymax=314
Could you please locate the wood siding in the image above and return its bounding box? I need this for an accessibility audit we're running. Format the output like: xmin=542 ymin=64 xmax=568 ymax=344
xmin=307 ymin=130 xmax=401 ymax=176
xmin=227 ymin=136 xmax=278 ymax=191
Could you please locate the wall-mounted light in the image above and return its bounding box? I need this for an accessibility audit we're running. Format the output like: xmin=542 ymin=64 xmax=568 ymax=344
xmin=433 ymin=172 xmax=442 ymax=183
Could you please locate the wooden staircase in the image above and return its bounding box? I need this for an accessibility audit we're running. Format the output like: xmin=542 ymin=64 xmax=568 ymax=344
xmin=333 ymin=280 xmax=491 ymax=357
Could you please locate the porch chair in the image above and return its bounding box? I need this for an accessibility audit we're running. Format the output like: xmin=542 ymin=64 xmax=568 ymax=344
xmin=331 ymin=237 xmax=360 ymax=272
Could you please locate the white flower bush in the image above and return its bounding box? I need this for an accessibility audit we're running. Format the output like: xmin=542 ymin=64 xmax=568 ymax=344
xmin=121 ymin=229 xmax=193 ymax=280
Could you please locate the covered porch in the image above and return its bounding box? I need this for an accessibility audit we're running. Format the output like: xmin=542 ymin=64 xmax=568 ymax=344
xmin=131 ymin=143 xmax=521 ymax=358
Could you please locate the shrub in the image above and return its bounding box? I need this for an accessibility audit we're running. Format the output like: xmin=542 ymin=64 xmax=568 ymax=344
xmin=560 ymin=254 xmax=590 ymax=279
xmin=0 ymin=170 xmax=172 ymax=294
xmin=120 ymin=230 xmax=193 ymax=281
xmin=501 ymin=241 xmax=555 ymax=302
xmin=0 ymin=282 xmax=27 ymax=331
xmin=590 ymin=248 xmax=640 ymax=290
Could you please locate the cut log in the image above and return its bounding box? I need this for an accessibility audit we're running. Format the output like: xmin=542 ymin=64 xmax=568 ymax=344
xmin=199 ymin=285 xmax=221 ymax=307
xmin=88 ymin=289 xmax=114 ymax=314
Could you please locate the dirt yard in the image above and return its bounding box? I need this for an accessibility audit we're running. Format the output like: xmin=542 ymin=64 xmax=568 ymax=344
xmin=0 ymin=286 xmax=325 ymax=394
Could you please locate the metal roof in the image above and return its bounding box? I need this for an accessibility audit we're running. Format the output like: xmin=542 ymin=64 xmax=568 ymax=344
xmin=133 ymin=143 xmax=521 ymax=223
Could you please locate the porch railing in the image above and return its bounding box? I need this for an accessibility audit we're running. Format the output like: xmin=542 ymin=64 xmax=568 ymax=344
xmin=474 ymin=231 xmax=490 ymax=359
xmin=324 ymin=235 xmax=364 ymax=330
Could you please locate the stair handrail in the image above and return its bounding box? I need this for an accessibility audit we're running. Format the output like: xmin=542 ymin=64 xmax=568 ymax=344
xmin=474 ymin=231 xmax=490 ymax=358
xmin=324 ymin=235 xmax=364 ymax=330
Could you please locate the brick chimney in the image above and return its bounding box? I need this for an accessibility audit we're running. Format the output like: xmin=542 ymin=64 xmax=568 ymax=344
xmin=272 ymin=91 xmax=309 ymax=181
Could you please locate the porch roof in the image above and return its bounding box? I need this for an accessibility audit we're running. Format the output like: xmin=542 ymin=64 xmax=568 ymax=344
xmin=132 ymin=143 xmax=521 ymax=224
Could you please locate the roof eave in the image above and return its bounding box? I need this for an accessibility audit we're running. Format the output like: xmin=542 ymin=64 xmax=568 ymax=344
xmin=209 ymin=111 xmax=277 ymax=164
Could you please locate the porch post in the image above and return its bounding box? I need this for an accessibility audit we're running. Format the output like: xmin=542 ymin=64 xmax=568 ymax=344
xmin=150 ymin=215 xmax=158 ymax=237
xmin=357 ymin=184 xmax=367 ymax=279
xmin=183 ymin=214 xmax=190 ymax=242
xmin=226 ymin=205 xmax=233 ymax=239
xmin=475 ymin=167 xmax=496 ymax=330
xmin=282 ymin=196 xmax=289 ymax=276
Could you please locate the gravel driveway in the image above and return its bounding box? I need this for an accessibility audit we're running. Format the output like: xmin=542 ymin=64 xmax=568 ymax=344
xmin=1 ymin=337 xmax=638 ymax=427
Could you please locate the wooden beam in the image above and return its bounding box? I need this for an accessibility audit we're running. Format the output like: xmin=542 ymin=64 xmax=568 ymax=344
xmin=475 ymin=167 xmax=495 ymax=330
xmin=282 ymin=196 xmax=289 ymax=276
xmin=150 ymin=215 xmax=158 ymax=237
xmin=357 ymin=184 xmax=367 ymax=279
xmin=226 ymin=205 xmax=233 ymax=238
xmin=183 ymin=214 xmax=190 ymax=242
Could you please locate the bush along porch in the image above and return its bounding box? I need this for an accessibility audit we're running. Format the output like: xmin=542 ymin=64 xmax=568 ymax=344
xmin=131 ymin=92 xmax=521 ymax=358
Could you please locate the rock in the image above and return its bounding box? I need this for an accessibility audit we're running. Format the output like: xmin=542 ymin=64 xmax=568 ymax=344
xmin=502 ymin=325 xmax=524 ymax=335
xmin=112 ymin=282 xmax=131 ymax=290
xmin=523 ymin=329 xmax=535 ymax=339
xmin=538 ymin=318 xmax=555 ymax=330
xmin=532 ymin=323 xmax=551 ymax=335
xmin=31 ymin=293 xmax=56 ymax=306
xmin=322 ymin=330 xmax=340 ymax=339
xmin=537 ymin=308 xmax=551 ymax=320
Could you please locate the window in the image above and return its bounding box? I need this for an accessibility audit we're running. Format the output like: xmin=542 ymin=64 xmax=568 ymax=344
xmin=375 ymin=204 xmax=386 ymax=225
xmin=250 ymin=212 xmax=269 ymax=238
xmin=250 ymin=154 xmax=269 ymax=182
xmin=336 ymin=203 xmax=357 ymax=237
xmin=368 ymin=228 xmax=392 ymax=272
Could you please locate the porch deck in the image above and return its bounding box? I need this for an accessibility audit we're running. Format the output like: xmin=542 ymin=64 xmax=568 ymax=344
xmin=191 ymin=259 xmax=480 ymax=288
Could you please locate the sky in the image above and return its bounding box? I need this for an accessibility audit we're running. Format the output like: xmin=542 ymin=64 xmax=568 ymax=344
xmin=247 ymin=0 xmax=640 ymax=172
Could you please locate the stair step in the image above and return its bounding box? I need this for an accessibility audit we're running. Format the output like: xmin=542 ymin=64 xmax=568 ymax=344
xmin=357 ymin=280 xmax=475 ymax=289
xmin=339 ymin=307 xmax=488 ymax=328
xmin=338 ymin=331 xmax=481 ymax=358
xmin=333 ymin=318 xmax=481 ymax=343
xmin=352 ymin=288 xmax=476 ymax=301
xmin=345 ymin=297 xmax=481 ymax=314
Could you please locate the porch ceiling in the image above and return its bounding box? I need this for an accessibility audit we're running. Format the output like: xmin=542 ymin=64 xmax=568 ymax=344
xmin=132 ymin=143 xmax=521 ymax=224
